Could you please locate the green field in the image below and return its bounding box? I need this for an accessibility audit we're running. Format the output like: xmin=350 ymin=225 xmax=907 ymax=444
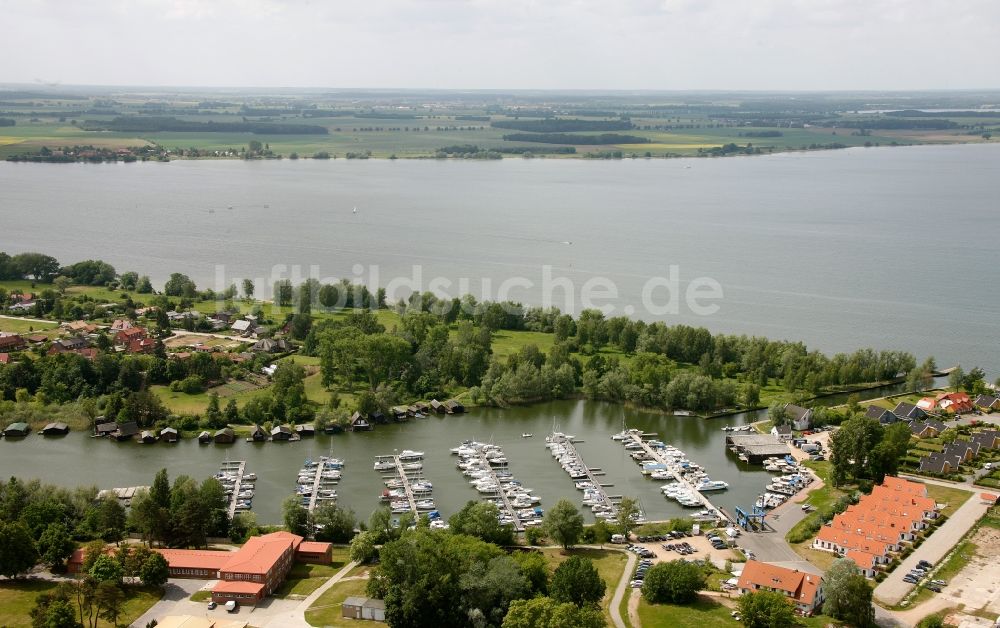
xmin=0 ymin=581 xmax=161 ymax=628
xmin=0 ymin=317 xmax=59 ymax=334
xmin=304 ymin=577 xmax=376 ymax=627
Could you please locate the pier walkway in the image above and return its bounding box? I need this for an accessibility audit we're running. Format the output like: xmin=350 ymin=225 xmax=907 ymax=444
xmin=627 ymin=434 xmax=731 ymax=523
xmin=222 ymin=460 xmax=247 ymax=519
xmin=475 ymin=449 xmax=525 ymax=532
xmin=547 ymin=433 xmax=619 ymax=517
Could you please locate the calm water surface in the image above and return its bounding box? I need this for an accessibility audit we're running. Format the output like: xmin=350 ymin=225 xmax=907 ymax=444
xmin=2 ymin=144 xmax=998 ymax=374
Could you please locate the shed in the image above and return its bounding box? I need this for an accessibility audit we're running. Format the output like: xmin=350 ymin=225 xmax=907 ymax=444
xmin=369 ymin=410 xmax=387 ymax=424
xmin=114 ymin=421 xmax=139 ymax=441
xmin=391 ymin=407 xmax=410 ymax=422
xmin=41 ymin=422 xmax=70 ymax=436
xmin=249 ymin=425 xmax=267 ymax=442
xmin=342 ymin=597 xmax=366 ymax=620
xmin=3 ymin=422 xmax=30 ymax=438
xmin=295 ymin=424 xmax=315 ymax=437
xmin=197 ymin=430 xmax=212 ymax=444
xmin=429 ymin=399 xmax=447 ymax=414
xmin=361 ymin=598 xmax=386 ymax=621
xmin=96 ymin=422 xmax=118 ymax=437
xmin=214 ymin=428 xmax=236 ymax=444
xmin=139 ymin=430 xmax=158 ymax=444
xmin=160 ymin=427 xmax=179 ymax=443
xmin=444 ymin=399 xmax=465 ymax=414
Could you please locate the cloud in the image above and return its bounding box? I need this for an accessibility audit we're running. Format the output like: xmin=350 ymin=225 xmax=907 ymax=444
xmin=0 ymin=0 xmax=997 ymax=89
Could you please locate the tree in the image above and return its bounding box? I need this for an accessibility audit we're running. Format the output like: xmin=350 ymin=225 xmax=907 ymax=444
xmin=312 ymin=503 xmax=356 ymax=543
xmin=614 ymin=496 xmax=640 ymax=538
xmin=768 ymin=402 xmax=788 ymax=426
xmin=139 ymin=552 xmax=169 ymax=588
xmin=823 ymin=558 xmax=874 ymax=626
xmin=136 ymin=276 xmax=153 ymax=294
xmin=163 ymin=273 xmax=196 ymax=297
xmin=641 ymin=560 xmax=706 ymax=604
xmin=242 ymin=279 xmax=254 ymax=300
xmin=94 ymin=581 xmax=125 ymax=628
xmin=37 ymin=523 xmax=76 ymax=569
xmin=12 ymin=252 xmax=60 ymax=282
xmin=30 ymin=587 xmax=81 ymax=628
xmin=502 ymin=597 xmax=604 ymax=628
xmin=460 ymin=555 xmax=531 ymax=626
xmin=511 ymin=551 xmax=549 ymax=596
xmin=738 ymin=590 xmax=796 ymax=628
xmin=349 ymin=530 xmax=378 ymax=564
xmin=543 ymin=499 xmax=584 ymax=550
xmin=88 ymin=554 xmax=123 ymax=585
xmin=550 ymin=556 xmax=605 ymax=608
xmin=0 ymin=521 xmax=38 ymax=578
xmin=448 ymin=501 xmax=515 ymax=546
xmin=282 ymin=495 xmax=310 ymax=537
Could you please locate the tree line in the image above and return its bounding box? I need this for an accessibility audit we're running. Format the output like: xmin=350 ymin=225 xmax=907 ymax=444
xmin=82 ymin=116 xmax=329 ymax=135
xmin=502 ymin=133 xmax=651 ymax=145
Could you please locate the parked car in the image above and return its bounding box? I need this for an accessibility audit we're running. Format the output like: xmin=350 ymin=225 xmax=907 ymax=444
xmin=207 ymin=601 xmax=217 ymax=610
xmin=926 ymin=584 xmax=942 ymax=593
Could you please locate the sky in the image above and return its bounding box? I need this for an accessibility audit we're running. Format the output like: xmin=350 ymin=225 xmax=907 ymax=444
xmin=1 ymin=0 xmax=998 ymax=91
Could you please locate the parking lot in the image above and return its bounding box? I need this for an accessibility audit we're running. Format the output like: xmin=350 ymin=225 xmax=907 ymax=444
xmin=621 ymin=529 xmax=740 ymax=588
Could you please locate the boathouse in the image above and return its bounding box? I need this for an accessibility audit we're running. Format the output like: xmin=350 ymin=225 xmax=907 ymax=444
xmin=214 ymin=428 xmax=236 ymax=444
xmin=2 ymin=422 xmax=30 ymax=438
xmin=249 ymin=425 xmax=267 ymax=442
xmin=41 ymin=422 xmax=70 ymax=436
xmin=444 ymin=399 xmax=465 ymax=414
xmin=726 ymin=433 xmax=790 ymax=464
xmin=197 ymin=430 xmax=212 ymax=444
xmin=160 ymin=427 xmax=179 ymax=443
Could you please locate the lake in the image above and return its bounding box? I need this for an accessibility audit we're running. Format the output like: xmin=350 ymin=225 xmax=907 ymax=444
xmin=1 ymin=399 xmax=775 ymax=524
xmin=3 ymin=143 xmax=998 ymax=375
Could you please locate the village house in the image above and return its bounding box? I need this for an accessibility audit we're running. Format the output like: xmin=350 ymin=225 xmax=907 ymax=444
xmin=916 ymin=397 xmax=937 ymax=413
xmin=128 ymin=337 xmax=158 ymax=354
xmin=974 ymin=395 xmax=1000 ymax=412
xmin=811 ymin=476 xmax=938 ymax=576
xmin=936 ymin=392 xmax=974 ymax=414
xmin=736 ymin=560 xmax=824 ymax=615
xmin=47 ymin=336 xmax=90 ymax=355
xmin=864 ymin=405 xmax=898 ymax=425
xmin=893 ymin=402 xmax=927 ymax=422
xmin=115 ymin=326 xmax=147 ymax=346
xmin=110 ymin=319 xmax=134 ymax=332
xmin=918 ymin=453 xmax=959 ymax=475
xmin=909 ymin=419 xmax=946 ymax=438
xmin=251 ymin=338 xmax=291 ymax=353
xmin=971 ymin=429 xmax=1000 ymax=449
xmin=783 ymin=403 xmax=813 ymax=431
xmin=0 ymin=333 xmax=27 ymax=351
xmin=771 ymin=424 xmax=793 ymax=440
xmin=63 ymin=320 xmax=100 ymax=334
xmin=7 ymin=299 xmax=36 ymax=312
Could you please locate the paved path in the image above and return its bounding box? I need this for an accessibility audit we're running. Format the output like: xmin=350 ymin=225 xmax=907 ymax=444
xmin=261 ymin=560 xmax=360 ymax=628
xmin=170 ymin=330 xmax=255 ymax=343
xmin=609 ymin=550 xmax=637 ymax=628
xmin=874 ymin=494 xmax=991 ymax=606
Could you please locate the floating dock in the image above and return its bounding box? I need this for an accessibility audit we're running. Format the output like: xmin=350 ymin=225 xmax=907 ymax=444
xmin=374 ymin=452 xmax=431 ymax=517
xmin=297 ymin=456 xmax=342 ymax=513
xmin=217 ymin=460 xmax=250 ymax=519
xmin=623 ymin=433 xmax=730 ymax=523
xmin=452 ymin=441 xmax=539 ymax=532
xmin=545 ymin=432 xmax=619 ymax=520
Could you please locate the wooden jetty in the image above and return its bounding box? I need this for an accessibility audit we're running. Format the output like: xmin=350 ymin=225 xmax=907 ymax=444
xmin=375 ymin=454 xmax=421 ymax=516
xmin=222 ymin=460 xmax=247 ymax=519
xmin=629 ymin=436 xmax=731 ymax=523
xmin=546 ymin=433 xmax=619 ymax=517
xmin=473 ymin=448 xmax=525 ymax=532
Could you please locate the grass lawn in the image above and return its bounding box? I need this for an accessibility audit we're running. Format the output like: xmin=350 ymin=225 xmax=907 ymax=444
xmin=274 ymin=562 xmax=345 ymax=598
xmin=0 ymin=317 xmax=59 ymax=334
xmin=924 ymin=484 xmax=973 ymax=518
xmin=304 ymin=578 xmax=377 ymax=627
xmin=539 ymin=547 xmax=628 ymax=626
xmin=637 ymin=595 xmax=738 ymax=628
xmin=190 ymin=589 xmax=212 ymax=602
xmin=0 ymin=580 xmax=161 ymax=628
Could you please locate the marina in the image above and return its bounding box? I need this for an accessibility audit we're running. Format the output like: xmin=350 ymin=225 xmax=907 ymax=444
xmin=296 ymin=455 xmax=343 ymax=512
xmin=545 ymin=432 xmax=620 ymax=522
xmin=215 ymin=460 xmax=253 ymax=519
xmin=617 ymin=429 xmax=730 ymax=523
xmin=374 ymin=450 xmax=434 ymax=516
xmin=452 ymin=440 xmax=541 ymax=532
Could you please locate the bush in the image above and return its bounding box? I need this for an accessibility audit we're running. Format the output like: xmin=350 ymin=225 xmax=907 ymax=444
xmin=641 ymin=560 xmax=706 ymax=604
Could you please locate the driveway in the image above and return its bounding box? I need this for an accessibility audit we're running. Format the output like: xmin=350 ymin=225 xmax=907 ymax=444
xmin=129 ymin=578 xmax=308 ymax=628
xmin=874 ymin=494 xmax=993 ymax=606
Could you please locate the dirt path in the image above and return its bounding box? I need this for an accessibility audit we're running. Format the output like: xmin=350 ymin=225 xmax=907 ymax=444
xmin=627 ymin=589 xmax=641 ymax=627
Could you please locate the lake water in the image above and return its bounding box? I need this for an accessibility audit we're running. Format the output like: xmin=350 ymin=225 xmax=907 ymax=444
xmin=3 ymin=144 xmax=998 ymax=375
xmin=0 ymin=399 xmax=773 ymax=524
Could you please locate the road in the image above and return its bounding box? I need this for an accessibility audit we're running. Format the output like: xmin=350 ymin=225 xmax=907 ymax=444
xmin=873 ymin=494 xmax=993 ymax=606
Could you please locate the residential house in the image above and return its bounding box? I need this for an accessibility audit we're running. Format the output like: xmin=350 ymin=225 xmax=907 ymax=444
xmin=936 ymin=392 xmax=974 ymax=414
xmin=909 ymin=420 xmax=945 ymax=438
xmin=974 ymin=395 xmax=1000 ymax=412
xmin=7 ymin=300 xmax=36 ymax=312
xmin=231 ymin=320 xmax=252 ymax=334
xmin=47 ymin=336 xmax=90 ymax=355
xmin=918 ymin=453 xmax=957 ymax=475
xmin=916 ymin=397 xmax=937 ymax=413
xmin=251 ymin=338 xmax=291 ymax=353
xmin=26 ymin=334 xmax=47 ymax=344
xmin=0 ymin=334 xmax=26 ymax=351
xmin=110 ymin=319 xmax=134 ymax=332
xmin=893 ymin=402 xmax=927 ymax=422
xmin=128 ymin=338 xmax=157 ymax=354
xmin=771 ymin=424 xmax=793 ymax=441
xmin=942 ymin=440 xmax=979 ymax=464
xmin=736 ymin=560 xmax=824 ymax=615
xmin=783 ymin=404 xmax=813 ymax=431
xmin=115 ymin=326 xmax=146 ymax=346
xmin=864 ymin=405 xmax=898 ymax=425
xmin=64 ymin=320 xmax=99 ymax=334
xmin=970 ymin=429 xmax=1000 ymax=450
